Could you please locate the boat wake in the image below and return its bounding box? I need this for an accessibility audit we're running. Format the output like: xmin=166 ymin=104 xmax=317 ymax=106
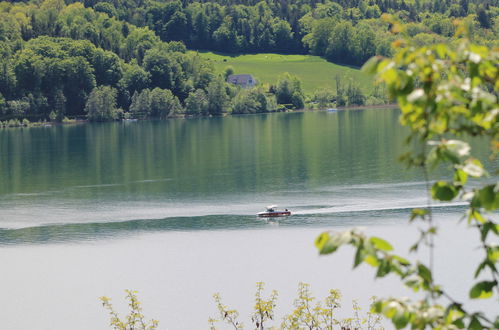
xmin=291 ymin=201 xmax=467 ymax=216
xmin=0 ymin=200 xmax=472 ymax=246
xmin=0 ymin=180 xmax=481 ymax=245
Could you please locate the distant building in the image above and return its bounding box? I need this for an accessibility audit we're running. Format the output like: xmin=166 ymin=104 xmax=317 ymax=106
xmin=227 ymin=74 xmax=256 ymax=88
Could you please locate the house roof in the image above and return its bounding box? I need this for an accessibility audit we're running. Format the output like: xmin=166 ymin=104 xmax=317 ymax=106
xmin=227 ymin=74 xmax=254 ymax=85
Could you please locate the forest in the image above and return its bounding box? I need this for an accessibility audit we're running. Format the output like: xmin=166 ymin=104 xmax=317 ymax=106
xmin=0 ymin=0 xmax=498 ymax=122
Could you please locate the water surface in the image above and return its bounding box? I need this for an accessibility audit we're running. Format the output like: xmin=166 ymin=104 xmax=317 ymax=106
xmin=0 ymin=109 xmax=495 ymax=329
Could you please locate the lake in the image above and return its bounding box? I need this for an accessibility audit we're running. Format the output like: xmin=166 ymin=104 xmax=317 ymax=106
xmin=0 ymin=109 xmax=495 ymax=329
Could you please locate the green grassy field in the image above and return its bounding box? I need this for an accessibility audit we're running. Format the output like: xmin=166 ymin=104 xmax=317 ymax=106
xmin=194 ymin=51 xmax=373 ymax=94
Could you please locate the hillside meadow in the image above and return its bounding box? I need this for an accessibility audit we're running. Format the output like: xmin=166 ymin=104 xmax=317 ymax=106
xmin=194 ymin=52 xmax=373 ymax=94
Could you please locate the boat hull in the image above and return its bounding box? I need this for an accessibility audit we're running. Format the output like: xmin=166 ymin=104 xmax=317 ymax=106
xmin=257 ymin=211 xmax=291 ymax=218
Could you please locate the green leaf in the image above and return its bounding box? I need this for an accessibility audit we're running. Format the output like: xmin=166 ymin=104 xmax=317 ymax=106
xmin=453 ymin=169 xmax=468 ymax=185
xmin=477 ymin=184 xmax=499 ymax=211
xmin=441 ymin=148 xmax=460 ymax=164
xmin=410 ymin=208 xmax=427 ymax=221
xmin=469 ymin=316 xmax=482 ymax=330
xmin=445 ymin=304 xmax=465 ymax=326
xmin=361 ymin=56 xmax=382 ymax=74
xmin=364 ymin=255 xmax=380 ymax=267
xmin=432 ymin=181 xmax=458 ymax=201
xmin=417 ymin=263 xmax=432 ymax=283
xmin=469 ymin=281 xmax=497 ymax=299
xmin=488 ymin=246 xmax=499 ymax=263
xmin=426 ymin=146 xmax=439 ymax=168
xmin=409 ymin=242 xmax=419 ymax=252
xmin=372 ymin=300 xmax=383 ymax=314
xmin=315 ymin=232 xmax=338 ymax=255
xmin=453 ymin=319 xmax=465 ymax=328
xmin=472 ymin=210 xmax=486 ymax=225
xmin=315 ymin=232 xmax=329 ymax=249
xmin=375 ymin=259 xmax=391 ymax=278
xmin=479 ymin=220 xmax=494 ymax=241
xmin=381 ymin=67 xmax=398 ymax=85
xmin=435 ymin=44 xmax=447 ymax=58
xmin=493 ymin=316 xmax=499 ymax=329
xmin=475 ymin=260 xmax=489 ymax=278
xmin=392 ymin=312 xmax=409 ymax=329
xmin=354 ymin=246 xmax=366 ymax=268
xmin=392 ymin=255 xmax=410 ymax=266
xmin=370 ymin=237 xmax=394 ymax=251
xmin=404 ymin=278 xmax=421 ymax=292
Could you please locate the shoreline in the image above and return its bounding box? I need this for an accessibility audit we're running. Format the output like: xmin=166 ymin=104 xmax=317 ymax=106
xmin=336 ymin=103 xmax=398 ymax=110
xmin=0 ymin=104 xmax=399 ymax=129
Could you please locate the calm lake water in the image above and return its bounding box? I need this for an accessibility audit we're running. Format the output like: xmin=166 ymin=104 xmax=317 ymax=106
xmin=0 ymin=109 xmax=495 ymax=329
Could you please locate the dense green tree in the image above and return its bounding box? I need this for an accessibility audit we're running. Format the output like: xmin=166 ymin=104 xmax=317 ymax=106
xmin=206 ymin=77 xmax=231 ymax=116
xmin=60 ymin=56 xmax=96 ymax=116
xmin=94 ymin=2 xmax=118 ymax=18
xmin=85 ymin=85 xmax=118 ymax=121
xmin=422 ymin=13 xmax=455 ymax=37
xmin=121 ymin=27 xmax=159 ymax=63
xmin=0 ymin=12 xmax=23 ymax=44
xmin=291 ymin=91 xmax=305 ymax=109
xmin=187 ymin=53 xmax=215 ymax=91
xmin=0 ymin=60 xmax=16 ymax=99
xmin=52 ymin=88 xmax=66 ymax=121
xmin=312 ymin=88 xmax=334 ymax=108
xmin=6 ymin=98 xmax=30 ymax=119
xmin=0 ymin=93 xmax=6 ymax=115
xmin=301 ymin=17 xmax=337 ymax=55
xmin=185 ymin=88 xmax=209 ymax=116
xmin=345 ymin=79 xmax=365 ymax=105
xmin=143 ymin=47 xmax=184 ymax=93
xmin=149 ymin=87 xmax=182 ymax=118
xmin=325 ymin=21 xmax=354 ymax=64
xmin=232 ymin=88 xmax=270 ymax=114
xmin=117 ymin=61 xmax=150 ymax=108
xmin=92 ymin=49 xmax=123 ymax=86
xmin=223 ymin=65 xmax=234 ymax=80
xmin=275 ymin=73 xmax=305 ymax=109
xmin=213 ymin=17 xmax=239 ymax=52
xmin=129 ymin=88 xmax=151 ymax=119
xmin=272 ymin=20 xmax=294 ymax=51
xmin=477 ymin=5 xmax=492 ymax=28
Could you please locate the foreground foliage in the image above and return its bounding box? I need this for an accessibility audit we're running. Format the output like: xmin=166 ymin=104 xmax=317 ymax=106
xmin=101 ymin=284 xmax=381 ymax=329
xmin=100 ymin=290 xmax=159 ymax=330
xmin=316 ymin=19 xmax=499 ymax=329
xmin=209 ymin=282 xmax=382 ymax=329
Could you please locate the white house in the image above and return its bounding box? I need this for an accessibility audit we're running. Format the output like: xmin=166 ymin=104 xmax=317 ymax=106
xmin=227 ymin=74 xmax=256 ymax=88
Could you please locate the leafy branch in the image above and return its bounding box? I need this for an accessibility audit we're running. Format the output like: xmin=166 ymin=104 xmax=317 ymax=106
xmin=100 ymin=290 xmax=159 ymax=330
xmin=316 ymin=17 xmax=499 ymax=329
xmin=210 ymin=282 xmax=381 ymax=329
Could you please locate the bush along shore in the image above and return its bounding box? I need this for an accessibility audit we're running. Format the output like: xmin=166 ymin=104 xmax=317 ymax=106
xmin=1 ymin=67 xmax=391 ymax=125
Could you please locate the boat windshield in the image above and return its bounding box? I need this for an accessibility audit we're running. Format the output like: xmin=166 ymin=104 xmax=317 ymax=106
xmin=266 ymin=205 xmax=277 ymax=212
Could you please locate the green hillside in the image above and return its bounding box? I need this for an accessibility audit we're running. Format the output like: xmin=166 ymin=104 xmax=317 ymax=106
xmin=195 ymin=52 xmax=373 ymax=94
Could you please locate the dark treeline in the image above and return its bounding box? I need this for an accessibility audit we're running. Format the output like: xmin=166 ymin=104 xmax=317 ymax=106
xmin=0 ymin=0 xmax=497 ymax=122
xmin=72 ymin=0 xmax=499 ymax=64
